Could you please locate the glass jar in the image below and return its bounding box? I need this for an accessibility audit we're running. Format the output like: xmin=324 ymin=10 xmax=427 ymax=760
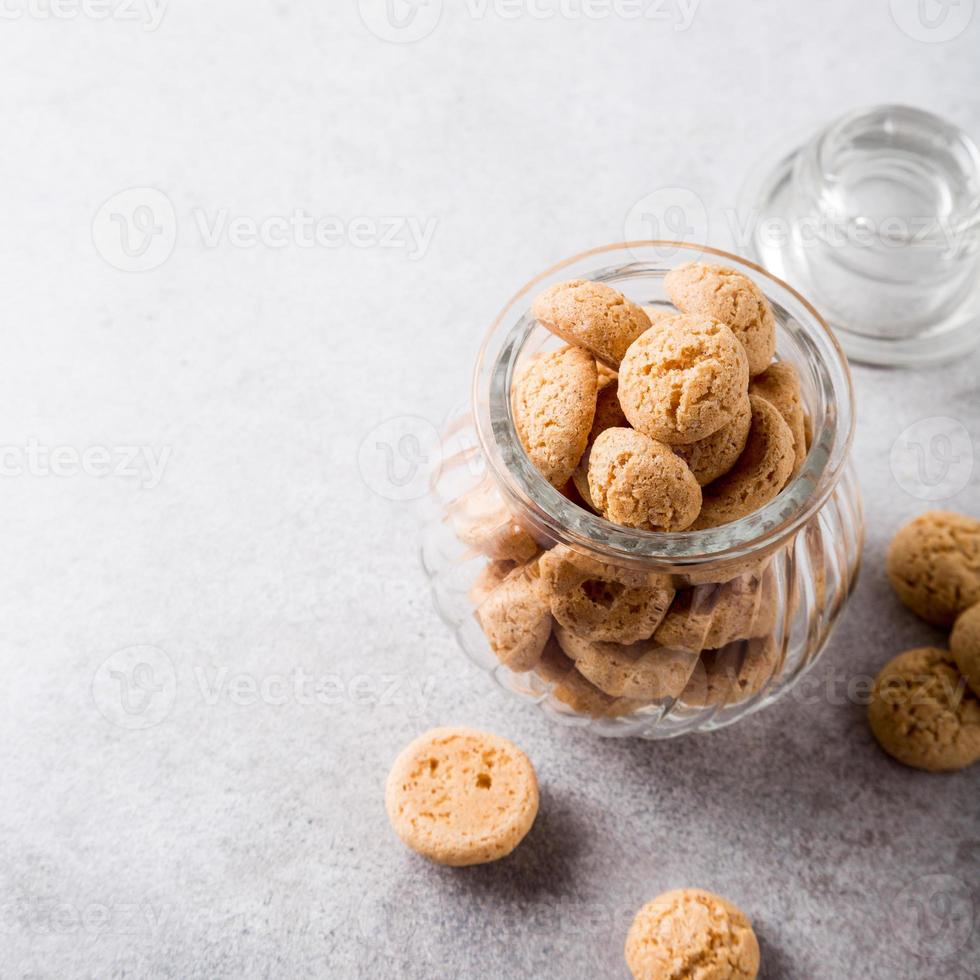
xmin=422 ymin=243 xmax=862 ymax=738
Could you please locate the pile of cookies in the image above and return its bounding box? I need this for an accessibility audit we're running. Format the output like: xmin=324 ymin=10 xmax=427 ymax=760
xmin=869 ymin=510 xmax=980 ymax=772
xmin=515 ymin=262 xmax=807 ymax=532
xmin=457 ymin=262 xmax=814 ymax=718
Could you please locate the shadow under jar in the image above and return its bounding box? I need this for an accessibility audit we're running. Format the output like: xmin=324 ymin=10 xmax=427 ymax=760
xmin=422 ymin=243 xmax=863 ymax=738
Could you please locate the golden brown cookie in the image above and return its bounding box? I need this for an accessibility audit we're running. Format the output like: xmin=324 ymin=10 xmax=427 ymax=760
xmin=469 ymin=559 xmax=518 ymax=606
xmin=750 ymin=361 xmax=807 ymax=476
xmin=571 ymin=377 xmax=631 ymax=509
xmin=385 ymin=727 xmax=539 ymax=866
xmin=886 ymin=511 xmax=980 ymax=628
xmin=673 ymin=393 xmax=752 ymax=487
xmin=538 ymin=543 xmax=669 ymax=593
xmin=951 ymin=603 xmax=980 ymax=698
xmin=451 ymin=482 xmax=539 ymax=563
xmin=550 ymin=572 xmax=675 ymax=644
xmin=537 ymin=638 xmax=649 ymax=717
xmin=691 ymin=395 xmax=795 ymax=530
xmin=619 ymin=314 xmax=749 ymax=445
xmin=588 ymin=427 xmax=702 ymax=532
xmin=512 ymin=345 xmax=598 ymax=488
xmin=554 ymin=624 xmax=698 ymax=701
xmin=868 ymin=646 xmax=980 ymax=772
xmin=532 ymin=279 xmax=652 ymax=367
xmin=665 ymin=262 xmax=776 ymax=376
xmin=625 ymin=888 xmax=760 ymax=980
xmin=476 ymin=561 xmax=551 ymax=671
xmin=680 ymin=636 xmax=779 ymax=707
xmin=655 ymin=568 xmax=778 ymax=651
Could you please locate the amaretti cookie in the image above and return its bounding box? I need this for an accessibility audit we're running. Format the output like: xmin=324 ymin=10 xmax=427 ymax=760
xmin=452 ymin=481 xmax=539 ymax=563
xmin=691 ymin=395 xmax=795 ymax=530
xmin=868 ymin=646 xmax=980 ymax=772
xmin=385 ymin=727 xmax=539 ymax=866
xmin=680 ymin=636 xmax=779 ymax=707
xmin=555 ymin=624 xmax=698 ymax=701
xmin=673 ymin=393 xmax=752 ymax=487
xmin=886 ymin=511 xmax=980 ymax=627
xmin=750 ymin=361 xmax=807 ymax=476
xmin=476 ymin=561 xmax=551 ymax=671
xmin=513 ymin=345 xmax=598 ymax=488
xmin=537 ymin=638 xmax=649 ymax=718
xmin=951 ymin=603 xmax=980 ymax=698
xmin=550 ymin=572 xmax=675 ymax=644
xmin=538 ymin=543 xmax=670 ymax=593
xmin=665 ymin=261 xmax=776 ymax=375
xmin=655 ymin=568 xmax=778 ymax=651
xmin=532 ymin=279 xmax=651 ymax=367
xmin=571 ymin=375 xmax=630 ymax=508
xmin=618 ymin=314 xmax=750 ymax=445
xmin=625 ymin=888 xmax=760 ymax=980
xmin=588 ymin=427 xmax=702 ymax=532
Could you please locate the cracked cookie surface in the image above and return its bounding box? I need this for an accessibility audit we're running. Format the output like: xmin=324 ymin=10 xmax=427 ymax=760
xmin=665 ymin=262 xmax=776 ymax=375
xmin=868 ymin=646 xmax=980 ymax=772
xmin=750 ymin=361 xmax=807 ymax=476
xmin=588 ymin=427 xmax=702 ymax=531
xmin=886 ymin=511 xmax=980 ymax=627
xmin=674 ymin=393 xmax=752 ymax=486
xmin=513 ymin=345 xmax=598 ymax=488
xmin=555 ymin=624 xmax=698 ymax=701
xmin=625 ymin=888 xmax=760 ymax=980
xmin=951 ymin=602 xmax=980 ymax=698
xmin=385 ymin=727 xmax=539 ymax=866
xmin=619 ymin=314 xmax=749 ymax=445
xmin=691 ymin=395 xmax=794 ymax=530
xmin=532 ymin=279 xmax=651 ymax=367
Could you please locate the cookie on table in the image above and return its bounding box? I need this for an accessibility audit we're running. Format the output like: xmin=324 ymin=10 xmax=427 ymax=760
xmin=691 ymin=395 xmax=795 ymax=530
xmin=680 ymin=636 xmax=779 ymax=707
xmin=532 ymin=279 xmax=651 ymax=368
xmin=625 ymin=888 xmax=760 ymax=980
xmin=513 ymin=345 xmax=598 ymax=488
xmin=868 ymin=646 xmax=980 ymax=772
xmin=665 ymin=261 xmax=776 ymax=375
xmin=886 ymin=511 xmax=980 ymax=628
xmin=452 ymin=481 xmax=539 ymax=563
xmin=750 ymin=361 xmax=807 ymax=476
xmin=655 ymin=568 xmax=778 ymax=651
xmin=619 ymin=314 xmax=749 ymax=445
xmin=385 ymin=727 xmax=539 ymax=866
xmin=588 ymin=427 xmax=702 ymax=532
xmin=476 ymin=560 xmax=552 ymax=672
xmin=537 ymin=638 xmax=650 ymax=718
xmin=673 ymin=393 xmax=752 ymax=487
xmin=550 ymin=572 xmax=674 ymax=644
xmin=571 ymin=376 xmax=630 ymax=509
xmin=554 ymin=624 xmax=698 ymax=701
xmin=951 ymin=603 xmax=980 ymax=698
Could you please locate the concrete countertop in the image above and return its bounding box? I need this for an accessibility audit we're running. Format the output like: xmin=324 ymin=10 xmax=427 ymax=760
xmin=1 ymin=1 xmax=978 ymax=976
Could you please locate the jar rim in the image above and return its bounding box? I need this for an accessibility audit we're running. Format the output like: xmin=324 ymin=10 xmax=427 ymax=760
xmin=471 ymin=242 xmax=856 ymax=567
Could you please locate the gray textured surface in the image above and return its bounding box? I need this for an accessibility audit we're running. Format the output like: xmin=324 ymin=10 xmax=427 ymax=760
xmin=2 ymin=2 xmax=979 ymax=978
